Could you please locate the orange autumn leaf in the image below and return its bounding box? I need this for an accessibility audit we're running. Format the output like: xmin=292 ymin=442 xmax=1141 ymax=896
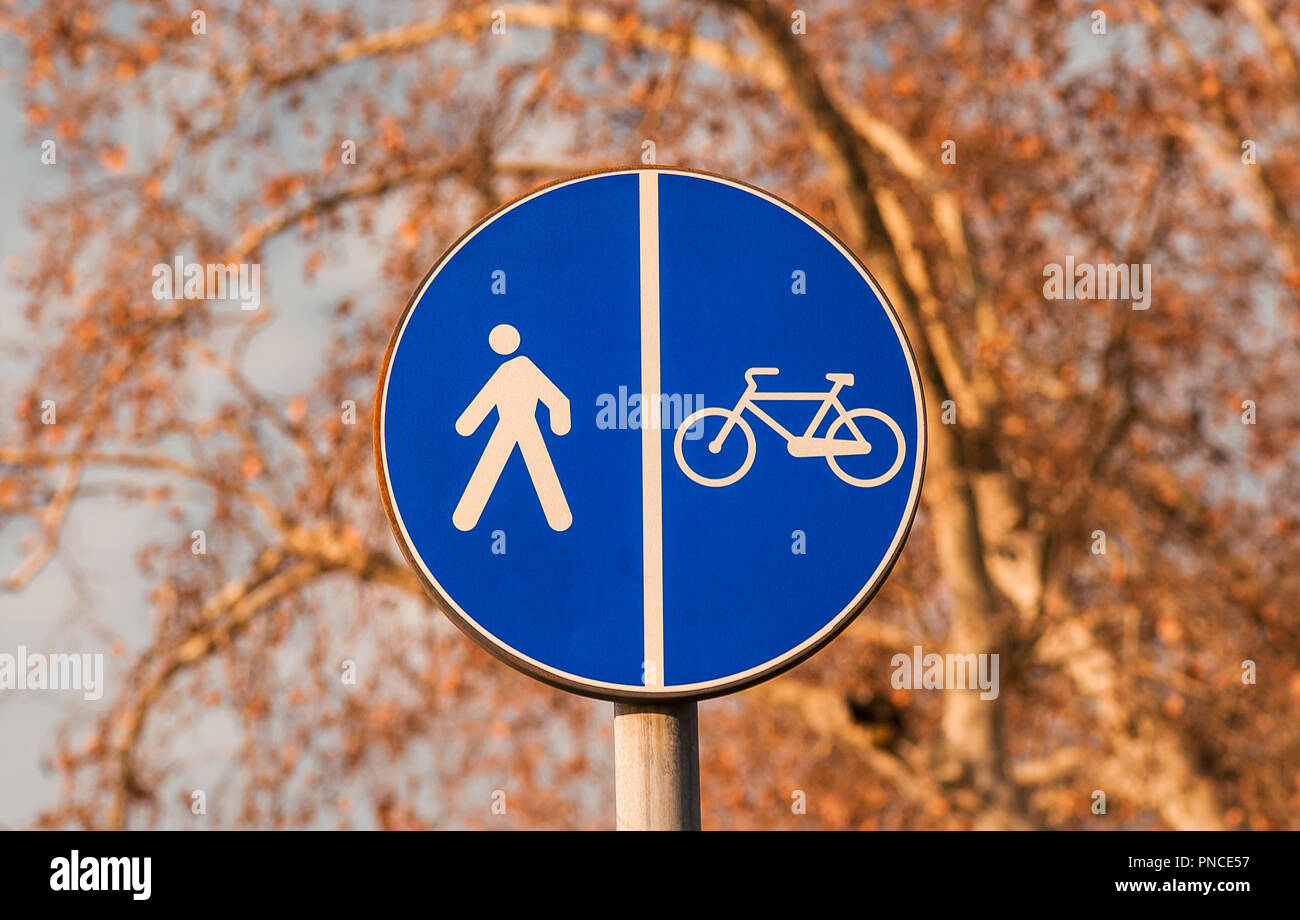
xmin=378 ymin=117 xmax=405 ymax=151
xmin=98 ymin=145 xmax=128 ymax=172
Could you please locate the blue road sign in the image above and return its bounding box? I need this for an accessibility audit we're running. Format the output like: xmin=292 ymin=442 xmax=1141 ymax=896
xmin=376 ymin=167 xmax=926 ymax=700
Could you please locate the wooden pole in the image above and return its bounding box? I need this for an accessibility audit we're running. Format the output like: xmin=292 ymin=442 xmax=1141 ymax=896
xmin=613 ymin=700 xmax=701 ymax=830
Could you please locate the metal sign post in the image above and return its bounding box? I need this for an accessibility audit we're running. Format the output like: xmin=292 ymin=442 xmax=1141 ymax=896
xmin=375 ymin=166 xmax=925 ymax=830
xmin=614 ymin=701 xmax=701 ymax=831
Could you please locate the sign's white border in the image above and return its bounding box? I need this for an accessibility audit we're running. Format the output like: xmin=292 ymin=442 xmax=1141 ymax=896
xmin=376 ymin=166 xmax=927 ymax=701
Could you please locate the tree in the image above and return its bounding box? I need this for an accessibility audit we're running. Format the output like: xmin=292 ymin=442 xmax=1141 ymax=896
xmin=1 ymin=0 xmax=1297 ymax=830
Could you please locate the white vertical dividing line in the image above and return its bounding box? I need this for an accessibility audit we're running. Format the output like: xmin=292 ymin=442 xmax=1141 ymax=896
xmin=639 ymin=170 xmax=665 ymax=689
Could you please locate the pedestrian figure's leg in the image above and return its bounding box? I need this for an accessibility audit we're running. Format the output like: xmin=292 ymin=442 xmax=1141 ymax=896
xmin=517 ymin=427 xmax=572 ymax=531
xmin=453 ymin=429 xmax=517 ymax=531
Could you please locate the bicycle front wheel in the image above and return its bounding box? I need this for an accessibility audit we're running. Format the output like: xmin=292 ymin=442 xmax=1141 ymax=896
xmin=674 ymin=408 xmax=756 ymax=487
xmin=825 ymin=408 xmax=906 ymax=488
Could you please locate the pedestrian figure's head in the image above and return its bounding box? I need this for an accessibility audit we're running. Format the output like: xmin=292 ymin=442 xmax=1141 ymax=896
xmin=489 ymin=323 xmax=520 ymax=356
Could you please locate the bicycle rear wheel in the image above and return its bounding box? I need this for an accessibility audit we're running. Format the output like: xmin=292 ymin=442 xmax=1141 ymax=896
xmin=674 ymin=408 xmax=756 ymax=487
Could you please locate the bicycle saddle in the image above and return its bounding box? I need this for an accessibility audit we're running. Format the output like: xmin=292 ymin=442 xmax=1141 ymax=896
xmin=825 ymin=373 xmax=855 ymax=387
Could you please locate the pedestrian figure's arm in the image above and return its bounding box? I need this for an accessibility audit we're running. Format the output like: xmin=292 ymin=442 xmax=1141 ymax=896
xmin=455 ymin=377 xmax=498 ymax=437
xmin=550 ymin=395 xmax=571 ymax=436
xmin=536 ymin=371 xmax=571 ymax=436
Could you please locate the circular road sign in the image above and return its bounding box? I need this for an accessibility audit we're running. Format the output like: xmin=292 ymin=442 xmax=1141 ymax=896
xmin=376 ymin=166 xmax=926 ymax=701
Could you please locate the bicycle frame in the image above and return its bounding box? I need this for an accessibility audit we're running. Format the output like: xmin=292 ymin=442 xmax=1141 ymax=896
xmin=711 ymin=377 xmax=868 ymax=453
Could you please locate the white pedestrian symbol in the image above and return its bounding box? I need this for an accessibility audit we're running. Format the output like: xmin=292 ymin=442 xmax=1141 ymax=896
xmin=674 ymin=367 xmax=905 ymax=488
xmin=453 ymin=324 xmax=573 ymax=532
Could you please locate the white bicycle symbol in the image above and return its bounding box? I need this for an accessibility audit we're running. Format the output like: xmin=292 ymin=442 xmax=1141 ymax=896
xmin=674 ymin=367 xmax=906 ymax=488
